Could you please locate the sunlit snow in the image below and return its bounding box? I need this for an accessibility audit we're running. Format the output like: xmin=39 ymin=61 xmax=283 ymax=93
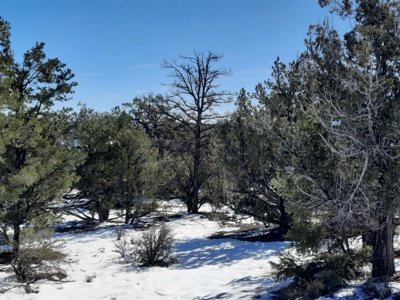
xmin=1 ymin=202 xmax=400 ymax=299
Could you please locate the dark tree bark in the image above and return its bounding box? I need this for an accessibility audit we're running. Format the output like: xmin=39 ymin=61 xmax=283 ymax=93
xmin=12 ymin=224 xmax=21 ymax=259
xmin=125 ymin=202 xmax=131 ymax=225
xmin=97 ymin=208 xmax=110 ymax=222
xmin=371 ymin=212 xmax=396 ymax=278
xmin=278 ymin=196 xmax=291 ymax=234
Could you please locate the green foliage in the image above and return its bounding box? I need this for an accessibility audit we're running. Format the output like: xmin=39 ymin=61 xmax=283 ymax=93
xmin=0 ymin=17 xmax=84 ymax=249
xmin=74 ymin=106 xmax=161 ymax=223
xmin=0 ymin=18 xmax=13 ymax=154
xmin=126 ymin=99 xmax=195 ymax=208
xmin=11 ymin=228 xmax=68 ymax=282
xmin=271 ymin=247 xmax=370 ymax=297
xmin=264 ymin=0 xmax=400 ymax=279
xmin=283 ymin=207 xmax=326 ymax=254
xmin=123 ymin=94 xmax=173 ymax=158
xmin=217 ymin=89 xmax=287 ymax=227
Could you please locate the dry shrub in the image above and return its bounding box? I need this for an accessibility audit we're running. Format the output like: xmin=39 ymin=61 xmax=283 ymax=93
xmin=131 ymin=223 xmax=176 ymax=267
xmin=11 ymin=228 xmax=68 ymax=282
xmin=112 ymin=237 xmax=133 ymax=258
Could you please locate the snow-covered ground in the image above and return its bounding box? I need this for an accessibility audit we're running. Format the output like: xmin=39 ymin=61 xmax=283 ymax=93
xmin=1 ymin=201 xmax=400 ymax=299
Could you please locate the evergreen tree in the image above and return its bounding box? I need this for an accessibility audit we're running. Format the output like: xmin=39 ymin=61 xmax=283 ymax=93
xmin=0 ymin=18 xmax=84 ymax=256
xmin=0 ymin=17 xmax=13 ymax=157
xmin=74 ymin=107 xmax=160 ymax=223
xmin=124 ymin=94 xmax=172 ymax=158
xmin=218 ymin=89 xmax=290 ymax=233
xmin=270 ymin=0 xmax=400 ymax=279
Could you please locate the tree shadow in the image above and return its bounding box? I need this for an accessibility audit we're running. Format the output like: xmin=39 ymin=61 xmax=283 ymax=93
xmin=172 ymin=238 xmax=288 ymax=270
xmin=197 ymin=276 xmax=275 ymax=299
xmin=55 ymin=226 xmax=119 ymax=242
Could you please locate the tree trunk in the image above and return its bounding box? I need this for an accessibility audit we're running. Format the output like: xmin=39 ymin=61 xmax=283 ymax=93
xmin=98 ymin=208 xmax=110 ymax=222
xmin=13 ymin=224 xmax=20 ymax=244
xmin=185 ymin=197 xmax=191 ymax=213
xmin=12 ymin=224 xmax=21 ymax=258
xmin=125 ymin=202 xmax=131 ymax=224
xmin=278 ymin=197 xmax=291 ymax=235
xmin=362 ymin=231 xmax=374 ymax=247
xmin=191 ymin=125 xmax=201 ymax=214
xmin=371 ymin=212 xmax=395 ymax=278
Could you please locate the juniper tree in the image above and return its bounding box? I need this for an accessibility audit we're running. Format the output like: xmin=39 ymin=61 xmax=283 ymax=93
xmin=217 ymin=89 xmax=290 ymax=233
xmin=74 ymin=107 xmax=160 ymax=223
xmin=73 ymin=107 xmax=120 ymax=221
xmin=124 ymin=95 xmax=172 ymax=158
xmin=270 ymin=0 xmax=400 ymax=279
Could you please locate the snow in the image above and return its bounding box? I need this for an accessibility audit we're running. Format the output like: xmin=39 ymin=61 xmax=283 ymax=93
xmin=1 ymin=202 xmax=400 ymax=299
xmin=0 ymin=204 xmax=288 ymax=300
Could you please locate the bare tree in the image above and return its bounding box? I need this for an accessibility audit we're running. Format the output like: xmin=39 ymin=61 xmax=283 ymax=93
xmin=154 ymin=51 xmax=232 ymax=213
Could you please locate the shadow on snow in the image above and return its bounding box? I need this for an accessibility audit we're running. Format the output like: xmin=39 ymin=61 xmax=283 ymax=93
xmin=172 ymin=237 xmax=288 ymax=270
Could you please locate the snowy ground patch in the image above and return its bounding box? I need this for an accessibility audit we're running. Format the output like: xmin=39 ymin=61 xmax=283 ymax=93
xmin=0 ymin=210 xmax=288 ymax=300
xmin=2 ymin=202 xmax=400 ymax=299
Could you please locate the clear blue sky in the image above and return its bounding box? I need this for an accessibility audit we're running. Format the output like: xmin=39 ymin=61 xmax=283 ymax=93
xmin=2 ymin=0 xmax=350 ymax=112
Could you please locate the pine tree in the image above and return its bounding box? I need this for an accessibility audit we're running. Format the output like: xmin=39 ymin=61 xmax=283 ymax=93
xmin=0 ymin=18 xmax=84 ymax=256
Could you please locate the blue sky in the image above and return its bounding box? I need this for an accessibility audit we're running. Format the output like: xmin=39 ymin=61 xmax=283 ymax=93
xmin=3 ymin=0 xmax=350 ymax=112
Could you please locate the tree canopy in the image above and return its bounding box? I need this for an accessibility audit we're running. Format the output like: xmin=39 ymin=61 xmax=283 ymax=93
xmin=0 ymin=17 xmax=84 ymax=256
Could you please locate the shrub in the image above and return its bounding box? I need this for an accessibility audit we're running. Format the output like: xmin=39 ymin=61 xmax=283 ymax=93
xmin=112 ymin=237 xmax=133 ymax=258
xmin=360 ymin=281 xmax=392 ymax=300
xmin=11 ymin=228 xmax=68 ymax=282
xmin=131 ymin=223 xmax=176 ymax=267
xmin=116 ymin=227 xmax=124 ymax=241
xmin=271 ymin=247 xmax=370 ymax=298
xmin=272 ymin=284 xmax=304 ymax=300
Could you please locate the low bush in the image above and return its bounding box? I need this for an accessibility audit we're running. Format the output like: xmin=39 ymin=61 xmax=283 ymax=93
xmin=271 ymin=247 xmax=370 ymax=299
xmin=112 ymin=237 xmax=133 ymax=258
xmin=11 ymin=228 xmax=68 ymax=282
xmin=112 ymin=223 xmax=177 ymax=267
xmin=131 ymin=223 xmax=176 ymax=267
xmin=272 ymin=283 xmax=304 ymax=300
xmin=360 ymin=281 xmax=392 ymax=300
